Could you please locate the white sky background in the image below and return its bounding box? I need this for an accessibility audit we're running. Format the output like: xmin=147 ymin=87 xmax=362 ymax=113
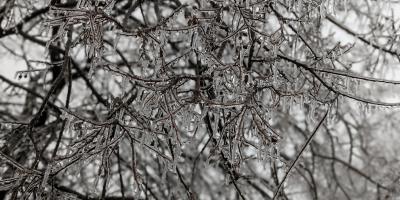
xmin=0 ymin=49 xmax=25 ymax=78
xmin=0 ymin=35 xmax=46 ymax=78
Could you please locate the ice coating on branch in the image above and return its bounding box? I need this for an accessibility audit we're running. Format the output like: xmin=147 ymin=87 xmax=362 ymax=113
xmin=42 ymin=164 xmax=52 ymax=185
xmin=4 ymin=0 xmax=397 ymax=198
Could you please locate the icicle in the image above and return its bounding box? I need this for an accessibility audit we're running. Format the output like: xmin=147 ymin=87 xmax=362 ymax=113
xmin=275 ymin=144 xmax=280 ymax=160
xmin=286 ymin=96 xmax=291 ymax=113
xmin=153 ymin=59 xmax=161 ymax=76
xmin=113 ymin=34 xmax=120 ymax=51
xmin=160 ymin=31 xmax=166 ymax=47
xmin=95 ymin=135 xmax=103 ymax=151
xmin=122 ymin=76 xmax=128 ymax=94
xmin=257 ymin=144 xmax=262 ymax=162
xmin=270 ymin=143 xmax=280 ymax=160
xmin=327 ymin=106 xmax=336 ymax=127
xmin=4 ymin=9 xmax=15 ymax=30
xmin=320 ymin=4 xmax=326 ymax=19
xmin=308 ymin=102 xmax=316 ymax=122
xmin=239 ymin=45 xmax=244 ymax=67
xmin=299 ymin=95 xmax=304 ymax=110
xmin=191 ymin=31 xmax=199 ymax=50
xmin=288 ymin=0 xmax=294 ymax=12
xmin=93 ymin=170 xmax=101 ymax=193
xmin=224 ymin=175 xmax=230 ymax=185
xmin=88 ymin=45 xmax=95 ymax=59
xmin=181 ymin=110 xmax=189 ymax=131
xmin=213 ymin=113 xmax=219 ymax=134
xmin=272 ymin=65 xmax=278 ymax=87
xmin=355 ymin=79 xmax=360 ymax=95
xmin=357 ymin=102 xmax=363 ymax=116
xmin=370 ymin=104 xmax=376 ymax=115
xmin=290 ymin=96 xmax=295 ymax=113
xmin=41 ymin=163 xmax=52 ymax=189
xmin=281 ymin=96 xmax=287 ymax=112
xmin=118 ymin=109 xmax=124 ymax=126
xmin=262 ymin=155 xmax=269 ymax=170
xmin=89 ymin=57 xmax=100 ymax=79
xmin=329 ymin=0 xmax=336 ymax=15
xmin=200 ymin=0 xmax=206 ymax=8
xmin=272 ymin=44 xmax=278 ymax=58
xmin=365 ymin=103 xmax=370 ymax=115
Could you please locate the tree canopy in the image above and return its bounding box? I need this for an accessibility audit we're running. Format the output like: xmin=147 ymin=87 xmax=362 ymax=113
xmin=1 ymin=0 xmax=400 ymax=199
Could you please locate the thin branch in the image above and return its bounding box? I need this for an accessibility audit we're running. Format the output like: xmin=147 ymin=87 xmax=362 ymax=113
xmin=272 ymin=108 xmax=329 ymax=200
